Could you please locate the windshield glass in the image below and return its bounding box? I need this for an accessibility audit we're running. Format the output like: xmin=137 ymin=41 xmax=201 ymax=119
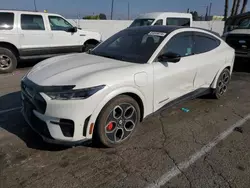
xmin=91 ymin=29 xmax=168 ymax=64
xmin=225 ymin=16 xmax=250 ymax=32
xmin=129 ymin=19 xmax=155 ymax=27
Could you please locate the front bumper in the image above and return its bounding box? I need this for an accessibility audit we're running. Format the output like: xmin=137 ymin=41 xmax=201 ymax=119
xmin=21 ymin=105 xmax=89 ymax=146
xmin=20 ymin=79 xmax=101 ymax=144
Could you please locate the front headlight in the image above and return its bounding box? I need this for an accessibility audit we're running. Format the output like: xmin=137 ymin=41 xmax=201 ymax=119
xmin=45 ymin=85 xmax=105 ymax=100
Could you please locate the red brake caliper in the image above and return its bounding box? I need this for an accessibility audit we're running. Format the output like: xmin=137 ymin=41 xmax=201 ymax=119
xmin=107 ymin=122 xmax=113 ymax=131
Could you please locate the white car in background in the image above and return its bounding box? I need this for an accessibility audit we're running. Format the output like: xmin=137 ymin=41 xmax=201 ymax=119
xmin=0 ymin=10 xmax=102 ymax=73
xmin=21 ymin=26 xmax=235 ymax=147
xmin=129 ymin=12 xmax=193 ymax=27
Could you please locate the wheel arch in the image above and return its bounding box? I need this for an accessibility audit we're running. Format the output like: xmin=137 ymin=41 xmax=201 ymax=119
xmin=0 ymin=42 xmax=19 ymax=58
xmin=86 ymin=87 xmax=147 ymax=138
xmin=211 ymin=65 xmax=231 ymax=89
xmin=84 ymin=39 xmax=100 ymax=46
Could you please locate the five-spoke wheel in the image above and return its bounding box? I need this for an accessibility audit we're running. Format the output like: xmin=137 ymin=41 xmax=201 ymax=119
xmin=93 ymin=95 xmax=140 ymax=147
xmin=212 ymin=68 xmax=231 ymax=99
xmin=105 ymin=104 xmax=137 ymax=143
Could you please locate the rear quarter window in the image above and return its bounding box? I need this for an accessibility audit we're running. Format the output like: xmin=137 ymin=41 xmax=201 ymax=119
xmin=194 ymin=32 xmax=221 ymax=54
xmin=166 ymin=18 xmax=190 ymax=27
xmin=0 ymin=12 xmax=14 ymax=30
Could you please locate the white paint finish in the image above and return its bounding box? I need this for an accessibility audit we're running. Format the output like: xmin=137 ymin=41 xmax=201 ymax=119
xmin=70 ymin=19 xmax=132 ymax=41
xmin=134 ymin=72 xmax=148 ymax=87
xmin=23 ymin=27 xmax=234 ymax=143
xmin=153 ymin=59 xmax=197 ymax=111
xmin=134 ymin=12 xmax=193 ymax=27
xmin=0 ymin=10 xmax=101 ymax=51
xmin=46 ymin=14 xmax=101 ymax=47
xmin=146 ymin=113 xmax=250 ymax=188
xmin=17 ymin=13 xmax=53 ymax=49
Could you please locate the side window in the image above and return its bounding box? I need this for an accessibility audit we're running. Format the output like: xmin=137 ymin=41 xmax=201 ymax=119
xmin=48 ymin=16 xmax=73 ymax=31
xmin=167 ymin=18 xmax=190 ymax=26
xmin=21 ymin=14 xmax=45 ymax=30
xmin=154 ymin=19 xmax=163 ymax=26
xmin=161 ymin=33 xmax=194 ymax=57
xmin=194 ymin=33 xmax=220 ymax=54
xmin=0 ymin=12 xmax=14 ymax=30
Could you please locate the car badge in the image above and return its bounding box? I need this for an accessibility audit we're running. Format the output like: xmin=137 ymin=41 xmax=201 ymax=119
xmin=239 ymin=40 xmax=246 ymax=44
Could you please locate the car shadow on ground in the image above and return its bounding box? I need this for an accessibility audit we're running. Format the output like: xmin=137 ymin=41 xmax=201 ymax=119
xmin=17 ymin=59 xmax=41 ymax=69
xmin=233 ymin=58 xmax=250 ymax=73
xmin=0 ymin=91 xmax=87 ymax=151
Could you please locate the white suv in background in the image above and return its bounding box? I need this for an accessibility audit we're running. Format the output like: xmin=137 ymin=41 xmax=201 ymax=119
xmin=0 ymin=10 xmax=102 ymax=73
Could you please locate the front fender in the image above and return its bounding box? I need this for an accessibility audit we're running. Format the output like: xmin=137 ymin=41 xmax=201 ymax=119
xmin=86 ymin=86 xmax=147 ymax=138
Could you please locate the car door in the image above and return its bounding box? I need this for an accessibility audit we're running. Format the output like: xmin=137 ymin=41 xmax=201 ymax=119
xmin=47 ymin=15 xmax=82 ymax=53
xmin=18 ymin=13 xmax=52 ymax=57
xmin=193 ymin=32 xmax=222 ymax=88
xmin=153 ymin=32 xmax=198 ymax=111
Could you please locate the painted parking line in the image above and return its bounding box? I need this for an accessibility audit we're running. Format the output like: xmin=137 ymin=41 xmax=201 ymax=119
xmin=0 ymin=107 xmax=22 ymax=115
xmin=146 ymin=113 xmax=250 ymax=188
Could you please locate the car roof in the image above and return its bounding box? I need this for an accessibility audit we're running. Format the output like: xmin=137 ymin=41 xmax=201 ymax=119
xmin=0 ymin=9 xmax=61 ymax=16
xmin=125 ymin=25 xmax=220 ymax=37
xmin=137 ymin=12 xmax=192 ymax=19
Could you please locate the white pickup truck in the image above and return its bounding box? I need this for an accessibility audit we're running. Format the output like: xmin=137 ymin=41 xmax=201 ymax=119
xmin=129 ymin=12 xmax=193 ymax=28
xmin=0 ymin=10 xmax=102 ymax=73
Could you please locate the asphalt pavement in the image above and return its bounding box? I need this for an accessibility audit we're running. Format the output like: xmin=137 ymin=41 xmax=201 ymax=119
xmin=0 ymin=60 xmax=250 ymax=188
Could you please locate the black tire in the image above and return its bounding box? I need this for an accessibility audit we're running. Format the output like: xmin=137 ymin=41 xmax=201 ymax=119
xmin=211 ymin=68 xmax=231 ymax=99
xmin=0 ymin=47 xmax=17 ymax=73
xmin=93 ymin=95 xmax=141 ymax=148
xmin=83 ymin=43 xmax=97 ymax=52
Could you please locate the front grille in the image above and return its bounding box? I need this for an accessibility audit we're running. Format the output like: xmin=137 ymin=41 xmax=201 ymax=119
xmin=21 ymin=81 xmax=47 ymax=114
xmin=226 ymin=34 xmax=250 ymax=52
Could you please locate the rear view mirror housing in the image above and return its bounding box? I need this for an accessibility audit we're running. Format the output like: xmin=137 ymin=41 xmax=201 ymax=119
xmin=67 ymin=26 xmax=77 ymax=33
xmin=158 ymin=52 xmax=181 ymax=63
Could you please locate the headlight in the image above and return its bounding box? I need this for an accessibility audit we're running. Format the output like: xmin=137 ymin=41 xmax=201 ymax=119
xmin=45 ymin=85 xmax=105 ymax=100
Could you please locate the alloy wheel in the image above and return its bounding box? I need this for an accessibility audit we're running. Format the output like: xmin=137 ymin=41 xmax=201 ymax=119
xmin=217 ymin=71 xmax=230 ymax=96
xmin=0 ymin=55 xmax=12 ymax=69
xmin=104 ymin=103 xmax=137 ymax=143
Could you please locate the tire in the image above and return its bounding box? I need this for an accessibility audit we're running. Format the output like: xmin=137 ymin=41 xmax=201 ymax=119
xmin=0 ymin=47 xmax=17 ymax=73
xmin=211 ymin=68 xmax=231 ymax=99
xmin=93 ymin=95 xmax=141 ymax=148
xmin=83 ymin=43 xmax=97 ymax=52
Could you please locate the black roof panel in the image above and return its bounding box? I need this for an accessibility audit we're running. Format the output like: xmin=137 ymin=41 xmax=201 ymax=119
xmin=125 ymin=25 xmax=220 ymax=37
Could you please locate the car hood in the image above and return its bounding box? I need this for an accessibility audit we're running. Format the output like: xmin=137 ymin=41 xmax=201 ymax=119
xmin=27 ymin=53 xmax=133 ymax=86
xmin=224 ymin=29 xmax=250 ymax=36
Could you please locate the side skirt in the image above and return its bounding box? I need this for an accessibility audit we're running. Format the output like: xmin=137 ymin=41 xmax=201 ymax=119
xmin=144 ymin=88 xmax=212 ymax=120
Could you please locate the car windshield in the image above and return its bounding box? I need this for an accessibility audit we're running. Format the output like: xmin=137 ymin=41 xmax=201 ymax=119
xmin=91 ymin=29 xmax=169 ymax=64
xmin=129 ymin=19 xmax=155 ymax=27
xmin=225 ymin=17 xmax=250 ymax=32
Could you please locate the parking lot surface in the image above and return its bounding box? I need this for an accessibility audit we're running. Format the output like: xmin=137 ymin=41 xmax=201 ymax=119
xmin=1 ymin=61 xmax=250 ymax=188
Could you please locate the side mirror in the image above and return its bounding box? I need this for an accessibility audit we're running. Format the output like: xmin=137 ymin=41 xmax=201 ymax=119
xmin=158 ymin=52 xmax=181 ymax=63
xmin=67 ymin=26 xmax=77 ymax=33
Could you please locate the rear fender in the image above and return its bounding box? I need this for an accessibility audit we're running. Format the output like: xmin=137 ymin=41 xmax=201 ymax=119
xmin=210 ymin=63 xmax=233 ymax=89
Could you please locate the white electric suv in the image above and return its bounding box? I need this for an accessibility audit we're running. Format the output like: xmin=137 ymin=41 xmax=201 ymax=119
xmin=21 ymin=26 xmax=235 ymax=147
